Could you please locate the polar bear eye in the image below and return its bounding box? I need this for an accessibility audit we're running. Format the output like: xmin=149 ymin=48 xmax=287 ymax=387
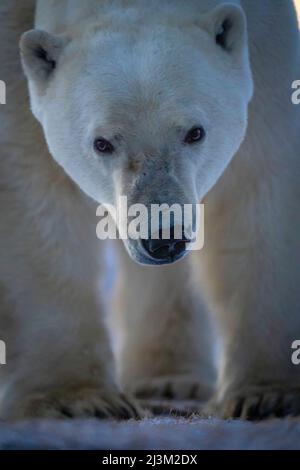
xmin=94 ymin=138 xmax=115 ymax=154
xmin=184 ymin=127 xmax=206 ymax=145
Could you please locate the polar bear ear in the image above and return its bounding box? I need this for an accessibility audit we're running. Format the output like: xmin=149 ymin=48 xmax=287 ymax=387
xmin=202 ymin=3 xmax=247 ymax=55
xmin=20 ymin=29 xmax=69 ymax=83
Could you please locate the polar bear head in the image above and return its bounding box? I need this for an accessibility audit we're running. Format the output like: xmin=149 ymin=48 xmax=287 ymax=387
xmin=20 ymin=2 xmax=253 ymax=265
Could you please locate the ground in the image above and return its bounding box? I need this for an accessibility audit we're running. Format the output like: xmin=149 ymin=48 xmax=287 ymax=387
xmin=0 ymin=400 xmax=300 ymax=450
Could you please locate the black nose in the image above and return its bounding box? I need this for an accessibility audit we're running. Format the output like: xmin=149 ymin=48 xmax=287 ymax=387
xmin=142 ymin=225 xmax=190 ymax=262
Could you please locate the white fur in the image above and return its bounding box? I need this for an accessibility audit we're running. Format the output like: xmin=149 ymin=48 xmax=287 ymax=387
xmin=0 ymin=0 xmax=300 ymax=420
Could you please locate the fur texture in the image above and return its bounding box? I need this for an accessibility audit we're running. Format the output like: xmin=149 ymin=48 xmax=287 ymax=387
xmin=0 ymin=0 xmax=300 ymax=421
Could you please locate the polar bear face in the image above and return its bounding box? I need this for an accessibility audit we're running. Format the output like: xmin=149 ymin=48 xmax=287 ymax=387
xmin=20 ymin=3 xmax=253 ymax=265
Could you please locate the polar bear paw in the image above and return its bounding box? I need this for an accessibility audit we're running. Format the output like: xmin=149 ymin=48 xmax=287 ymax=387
xmin=13 ymin=386 xmax=143 ymax=420
xmin=208 ymin=385 xmax=300 ymax=420
xmin=131 ymin=375 xmax=214 ymax=401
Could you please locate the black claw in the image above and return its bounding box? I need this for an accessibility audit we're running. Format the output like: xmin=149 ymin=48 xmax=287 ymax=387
xmin=222 ymin=390 xmax=300 ymax=421
xmin=60 ymin=406 xmax=73 ymax=418
xmin=119 ymin=408 xmax=132 ymax=419
xmin=232 ymin=398 xmax=244 ymax=418
xmin=94 ymin=408 xmax=109 ymax=419
xmin=164 ymin=383 xmax=175 ymax=400
xmin=189 ymin=384 xmax=199 ymax=400
xmin=273 ymin=395 xmax=285 ymax=418
xmin=120 ymin=395 xmax=140 ymax=419
xmin=258 ymin=394 xmax=278 ymax=419
xmin=245 ymin=398 xmax=261 ymax=420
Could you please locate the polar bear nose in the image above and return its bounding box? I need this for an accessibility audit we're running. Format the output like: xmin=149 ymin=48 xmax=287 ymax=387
xmin=142 ymin=225 xmax=190 ymax=262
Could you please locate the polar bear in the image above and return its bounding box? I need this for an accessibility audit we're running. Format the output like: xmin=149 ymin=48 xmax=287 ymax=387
xmin=0 ymin=0 xmax=299 ymax=420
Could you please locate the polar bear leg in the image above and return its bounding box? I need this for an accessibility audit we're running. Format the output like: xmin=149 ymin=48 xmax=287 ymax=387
xmin=113 ymin=246 xmax=216 ymax=402
xmin=201 ymin=225 xmax=300 ymax=420
xmin=0 ymin=280 xmax=142 ymax=420
xmin=0 ymin=0 xmax=141 ymax=421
